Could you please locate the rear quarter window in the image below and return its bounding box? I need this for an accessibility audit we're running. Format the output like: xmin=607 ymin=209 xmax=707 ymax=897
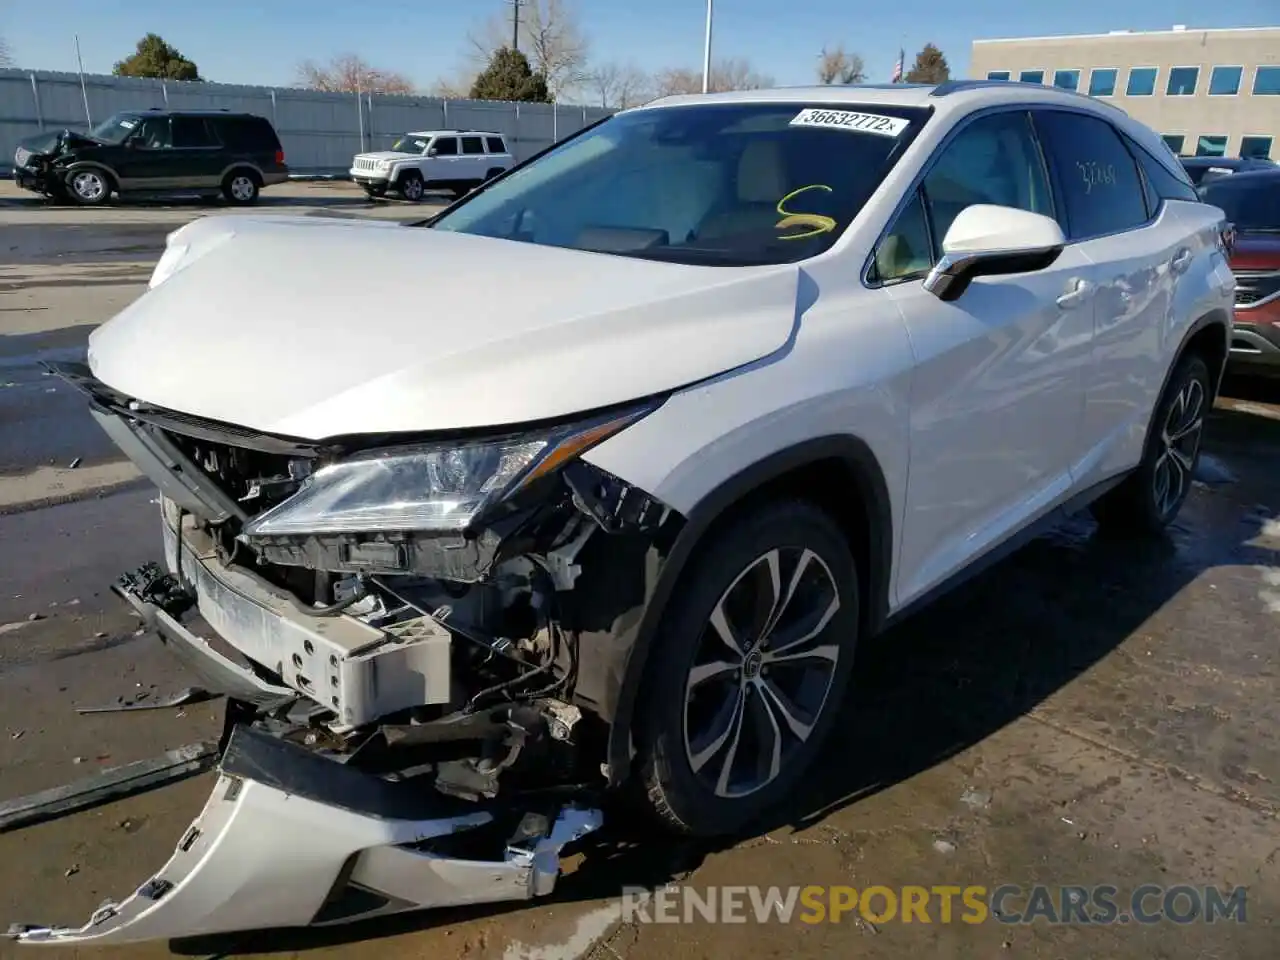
xmin=486 ymin=136 xmax=506 ymax=154
xmin=215 ymin=116 xmax=280 ymax=152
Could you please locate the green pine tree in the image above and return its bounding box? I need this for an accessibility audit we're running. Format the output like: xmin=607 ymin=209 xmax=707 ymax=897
xmin=470 ymin=48 xmax=551 ymax=103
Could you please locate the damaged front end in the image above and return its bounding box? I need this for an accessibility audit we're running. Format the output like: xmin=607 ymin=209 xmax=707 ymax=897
xmin=14 ymin=361 xmax=682 ymax=944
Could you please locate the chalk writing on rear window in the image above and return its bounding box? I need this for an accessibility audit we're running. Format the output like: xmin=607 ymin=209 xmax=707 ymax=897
xmin=1077 ymin=160 xmax=1118 ymax=194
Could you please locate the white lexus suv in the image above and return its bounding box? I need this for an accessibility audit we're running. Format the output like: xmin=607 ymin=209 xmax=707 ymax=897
xmin=349 ymin=129 xmax=514 ymax=201
xmin=22 ymin=81 xmax=1234 ymax=945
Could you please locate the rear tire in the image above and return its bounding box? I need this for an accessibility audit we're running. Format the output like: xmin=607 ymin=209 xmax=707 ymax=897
xmin=633 ymin=500 xmax=861 ymax=837
xmin=483 ymin=167 xmax=504 ymax=182
xmin=1091 ymin=353 xmax=1212 ymax=534
xmin=222 ymin=170 xmax=260 ymax=205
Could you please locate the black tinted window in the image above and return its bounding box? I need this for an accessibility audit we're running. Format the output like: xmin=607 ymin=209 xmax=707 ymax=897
xmin=171 ymin=116 xmax=216 ymax=148
xmin=462 ymin=136 xmax=485 ymax=155
xmin=432 ymin=137 xmax=458 ymax=156
xmin=215 ymin=116 xmax=277 ymax=151
xmin=485 ymin=136 xmax=506 ymax=153
xmin=1034 ymin=111 xmax=1148 ymax=239
xmin=921 ymin=110 xmax=1054 ymax=258
xmin=1199 ymin=177 xmax=1280 ymax=232
xmin=1127 ymin=138 xmax=1198 ymax=206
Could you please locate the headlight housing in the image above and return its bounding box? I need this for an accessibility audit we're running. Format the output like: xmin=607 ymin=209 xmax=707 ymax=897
xmin=240 ymin=406 xmax=650 ymax=540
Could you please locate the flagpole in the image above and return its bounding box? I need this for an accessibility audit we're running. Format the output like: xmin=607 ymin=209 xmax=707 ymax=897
xmin=701 ymin=0 xmax=714 ymax=93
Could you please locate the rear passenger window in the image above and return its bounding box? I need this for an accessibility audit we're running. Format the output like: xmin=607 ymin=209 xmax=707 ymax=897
xmin=172 ymin=116 xmax=216 ymax=148
xmin=485 ymin=136 xmax=506 ymax=154
xmin=921 ymin=111 xmax=1054 ymax=259
xmin=462 ymin=136 xmax=485 ymax=155
xmin=1033 ymin=111 xmax=1149 ymax=239
xmin=432 ymin=137 xmax=458 ymax=156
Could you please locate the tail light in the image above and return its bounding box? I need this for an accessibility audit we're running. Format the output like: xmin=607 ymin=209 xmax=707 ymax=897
xmin=275 ymin=149 xmax=285 ymax=166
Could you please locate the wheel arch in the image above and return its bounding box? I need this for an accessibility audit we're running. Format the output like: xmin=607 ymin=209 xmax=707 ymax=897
xmin=219 ymin=163 xmax=264 ymax=186
xmin=1176 ymin=308 xmax=1230 ymax=399
xmin=599 ymin=434 xmax=894 ymax=786
xmin=63 ymin=161 xmax=118 ymax=192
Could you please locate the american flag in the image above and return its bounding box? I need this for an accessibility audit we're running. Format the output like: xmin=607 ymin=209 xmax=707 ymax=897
xmin=890 ymin=48 xmax=904 ymax=83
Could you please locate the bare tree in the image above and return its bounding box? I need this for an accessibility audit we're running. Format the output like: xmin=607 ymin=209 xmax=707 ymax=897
xmin=468 ymin=0 xmax=589 ymax=100
xmin=817 ymin=45 xmax=866 ymax=84
xmin=653 ymin=58 xmax=773 ymax=96
xmin=585 ymin=61 xmax=653 ymax=109
xmin=296 ymin=54 xmax=415 ymax=95
xmin=0 ymin=35 xmax=14 ymax=68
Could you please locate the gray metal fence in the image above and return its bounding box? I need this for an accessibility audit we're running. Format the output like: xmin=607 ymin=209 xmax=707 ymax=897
xmin=0 ymin=68 xmax=613 ymax=177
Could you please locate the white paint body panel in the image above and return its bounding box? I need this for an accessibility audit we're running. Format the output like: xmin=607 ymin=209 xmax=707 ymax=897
xmin=88 ymin=215 xmax=801 ymax=438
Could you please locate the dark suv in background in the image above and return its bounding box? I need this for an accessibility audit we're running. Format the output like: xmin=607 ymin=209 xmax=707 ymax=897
xmin=10 ymin=109 xmax=289 ymax=206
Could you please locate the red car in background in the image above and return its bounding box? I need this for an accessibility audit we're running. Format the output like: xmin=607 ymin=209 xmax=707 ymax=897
xmin=1199 ymin=168 xmax=1280 ymax=374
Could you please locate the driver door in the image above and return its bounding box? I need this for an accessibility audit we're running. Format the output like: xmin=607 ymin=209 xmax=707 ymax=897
xmin=115 ymin=115 xmax=181 ymax=188
xmin=876 ymin=109 xmax=1098 ymax=605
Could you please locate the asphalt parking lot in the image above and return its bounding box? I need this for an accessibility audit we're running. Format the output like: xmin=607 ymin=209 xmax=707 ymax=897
xmin=0 ymin=178 xmax=1277 ymax=960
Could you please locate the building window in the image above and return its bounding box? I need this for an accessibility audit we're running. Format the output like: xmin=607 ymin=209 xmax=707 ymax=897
xmin=1126 ymin=67 xmax=1158 ymax=96
xmin=1019 ymin=70 xmax=1044 ymax=84
xmin=1240 ymin=136 xmax=1274 ymax=160
xmin=1162 ymin=134 xmax=1186 ymax=155
xmin=1254 ymin=66 xmax=1280 ymax=95
xmin=1088 ymin=68 xmax=1118 ymax=97
xmin=1166 ymin=67 xmax=1199 ymax=96
xmin=1053 ymin=69 xmax=1080 ymax=91
xmin=1195 ymin=135 xmax=1228 ymax=158
xmin=987 ymin=70 xmax=1010 ymax=81
xmin=1208 ymin=66 xmax=1243 ymax=96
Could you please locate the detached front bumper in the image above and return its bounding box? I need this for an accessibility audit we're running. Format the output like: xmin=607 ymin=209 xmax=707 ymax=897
xmin=9 ymin=724 xmax=602 ymax=946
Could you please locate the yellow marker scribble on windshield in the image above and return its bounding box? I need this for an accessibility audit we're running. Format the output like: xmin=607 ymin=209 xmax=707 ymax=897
xmin=776 ymin=184 xmax=837 ymax=240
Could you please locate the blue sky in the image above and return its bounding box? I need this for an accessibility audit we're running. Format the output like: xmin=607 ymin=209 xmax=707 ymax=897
xmin=3 ymin=0 xmax=1277 ymax=99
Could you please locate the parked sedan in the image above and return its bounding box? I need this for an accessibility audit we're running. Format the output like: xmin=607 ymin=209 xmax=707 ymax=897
xmin=1199 ymin=168 xmax=1280 ymax=373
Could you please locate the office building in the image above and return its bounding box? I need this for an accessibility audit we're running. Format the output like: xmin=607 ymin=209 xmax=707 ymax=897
xmin=969 ymin=26 xmax=1280 ymax=159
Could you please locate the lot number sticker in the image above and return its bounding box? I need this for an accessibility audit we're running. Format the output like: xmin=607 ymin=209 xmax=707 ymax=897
xmin=790 ymin=108 xmax=908 ymax=137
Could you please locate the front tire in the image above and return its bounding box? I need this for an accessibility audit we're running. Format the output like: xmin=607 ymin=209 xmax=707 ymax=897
xmin=398 ymin=171 xmax=425 ymax=202
xmin=1091 ymin=353 xmax=1212 ymax=534
xmin=222 ymin=170 xmax=260 ymax=205
xmin=66 ymin=169 xmax=111 ymax=206
xmin=634 ymin=500 xmax=860 ymax=837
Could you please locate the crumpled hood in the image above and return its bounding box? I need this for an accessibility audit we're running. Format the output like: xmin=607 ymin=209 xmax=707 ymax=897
xmin=87 ymin=215 xmax=802 ymax=440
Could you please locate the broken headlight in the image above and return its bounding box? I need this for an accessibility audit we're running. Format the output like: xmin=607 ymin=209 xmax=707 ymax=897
xmin=240 ymin=407 xmax=649 ymax=539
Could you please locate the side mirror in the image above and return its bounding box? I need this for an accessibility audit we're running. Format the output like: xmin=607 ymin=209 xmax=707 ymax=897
xmin=123 ymin=137 xmax=137 ymax=149
xmin=426 ymin=147 xmax=438 ymax=157
xmin=924 ymin=204 xmax=1066 ymax=302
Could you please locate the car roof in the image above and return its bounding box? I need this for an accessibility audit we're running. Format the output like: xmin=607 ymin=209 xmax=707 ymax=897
xmin=405 ymin=130 xmax=505 ymax=138
xmin=630 ymin=79 xmax=1177 ymax=177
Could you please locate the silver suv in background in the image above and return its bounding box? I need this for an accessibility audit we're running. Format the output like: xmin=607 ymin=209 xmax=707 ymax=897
xmin=349 ymin=129 xmax=514 ymax=201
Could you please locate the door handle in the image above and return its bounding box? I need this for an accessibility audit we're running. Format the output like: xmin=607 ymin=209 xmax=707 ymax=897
xmin=1056 ymin=278 xmax=1093 ymax=309
xmin=1171 ymin=248 xmax=1193 ymax=275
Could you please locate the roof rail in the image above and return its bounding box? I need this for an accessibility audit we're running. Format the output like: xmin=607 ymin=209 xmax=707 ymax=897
xmin=929 ymin=78 xmax=1128 ymax=112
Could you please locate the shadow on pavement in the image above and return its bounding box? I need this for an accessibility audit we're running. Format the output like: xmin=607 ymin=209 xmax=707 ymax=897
xmin=170 ymin=384 xmax=1280 ymax=957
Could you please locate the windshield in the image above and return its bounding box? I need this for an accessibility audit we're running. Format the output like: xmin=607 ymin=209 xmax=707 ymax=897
xmin=89 ymin=113 xmax=142 ymax=144
xmin=391 ymin=135 xmax=430 ymax=153
xmin=428 ymin=102 xmax=929 ymax=266
xmin=1200 ymin=177 xmax=1280 ymax=233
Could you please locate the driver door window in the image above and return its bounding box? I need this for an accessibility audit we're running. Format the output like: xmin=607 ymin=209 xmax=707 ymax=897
xmin=133 ymin=116 xmax=172 ymax=150
xmin=920 ymin=110 xmax=1054 ymax=258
